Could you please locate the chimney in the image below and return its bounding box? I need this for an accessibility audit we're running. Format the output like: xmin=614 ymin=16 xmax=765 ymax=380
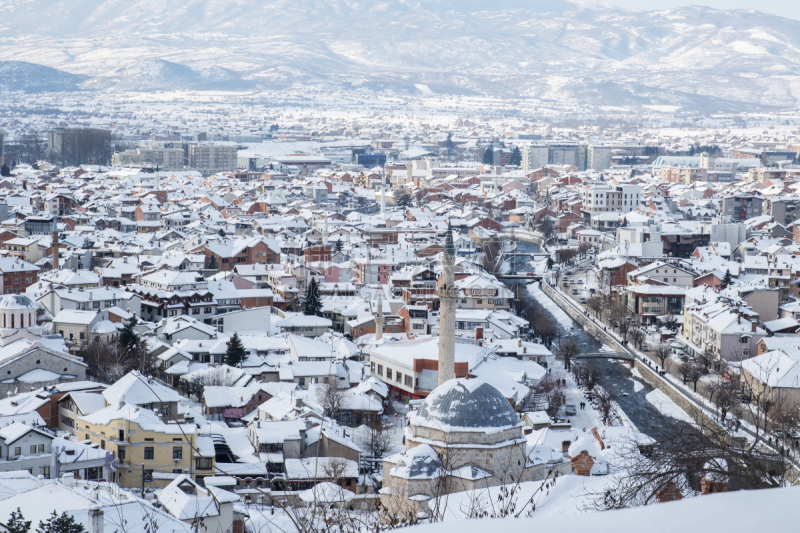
xmin=62 ymin=472 xmax=74 ymax=487
xmin=475 ymin=327 xmax=483 ymax=340
xmin=752 ymin=320 xmax=757 ymax=333
xmin=517 ymin=339 xmax=522 ymax=347
xmin=38 ymin=474 xmax=45 ymax=488
xmin=88 ymin=508 xmax=104 ymax=533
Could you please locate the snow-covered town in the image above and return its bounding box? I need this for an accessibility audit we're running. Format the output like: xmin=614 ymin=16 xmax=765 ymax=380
xmin=1 ymin=2 xmax=800 ymax=533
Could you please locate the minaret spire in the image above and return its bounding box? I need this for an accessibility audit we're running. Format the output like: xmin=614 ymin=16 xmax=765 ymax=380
xmin=437 ymin=220 xmax=457 ymax=386
xmin=375 ymin=290 xmax=384 ymax=342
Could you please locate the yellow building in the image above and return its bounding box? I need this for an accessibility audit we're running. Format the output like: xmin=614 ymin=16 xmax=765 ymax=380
xmin=77 ymin=402 xmax=215 ymax=488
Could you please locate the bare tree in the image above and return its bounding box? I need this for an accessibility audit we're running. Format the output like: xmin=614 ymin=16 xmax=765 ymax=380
xmin=357 ymin=422 xmax=393 ymax=459
xmin=655 ymin=343 xmax=671 ymax=371
xmin=586 ymin=296 xmax=603 ymax=319
xmin=588 ymin=410 xmax=788 ymax=511
xmin=577 ymin=241 xmax=591 ymax=259
xmin=595 ymin=388 xmax=614 ymax=424
xmin=536 ymin=218 xmax=556 ymax=243
xmin=679 ymin=362 xmax=692 ymax=385
xmin=542 ymin=379 xmax=565 ymax=419
xmin=686 ymin=363 xmax=706 ymax=392
xmin=630 ymin=327 xmax=646 ymax=351
xmin=316 ymin=379 xmax=347 ymax=421
xmin=557 ymin=338 xmax=579 ymax=372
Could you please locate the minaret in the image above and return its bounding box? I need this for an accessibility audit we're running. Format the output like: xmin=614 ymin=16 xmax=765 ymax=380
xmin=375 ymin=290 xmax=384 ymax=342
xmin=323 ymin=214 xmax=329 ymax=246
xmin=437 ymin=222 xmax=457 ymax=386
xmin=381 ymin=173 xmax=386 ymax=217
xmin=51 ymin=218 xmax=59 ymax=270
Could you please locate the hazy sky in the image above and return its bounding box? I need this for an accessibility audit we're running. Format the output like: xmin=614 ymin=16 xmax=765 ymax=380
xmin=602 ymin=0 xmax=800 ymax=20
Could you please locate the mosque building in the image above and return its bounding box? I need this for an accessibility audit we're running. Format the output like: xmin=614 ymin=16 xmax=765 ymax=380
xmin=378 ymin=225 xmax=571 ymax=520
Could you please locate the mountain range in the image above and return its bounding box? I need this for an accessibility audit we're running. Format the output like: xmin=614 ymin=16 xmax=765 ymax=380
xmin=1 ymin=0 xmax=800 ymax=111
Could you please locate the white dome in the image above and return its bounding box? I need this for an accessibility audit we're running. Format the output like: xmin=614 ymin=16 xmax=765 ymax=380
xmin=0 ymin=295 xmax=36 ymax=310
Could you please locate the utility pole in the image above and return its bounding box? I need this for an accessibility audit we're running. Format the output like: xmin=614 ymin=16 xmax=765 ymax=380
xmin=141 ymin=463 xmax=145 ymax=497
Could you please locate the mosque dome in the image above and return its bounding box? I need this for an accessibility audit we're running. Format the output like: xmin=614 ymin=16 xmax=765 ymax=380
xmin=413 ymin=378 xmax=519 ymax=430
xmin=0 ymin=295 xmax=37 ymax=330
xmin=0 ymin=295 xmax=37 ymax=310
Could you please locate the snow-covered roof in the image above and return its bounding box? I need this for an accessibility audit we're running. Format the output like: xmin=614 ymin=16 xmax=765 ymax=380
xmin=103 ymin=370 xmax=182 ymax=406
xmin=411 ymin=378 xmax=521 ymax=431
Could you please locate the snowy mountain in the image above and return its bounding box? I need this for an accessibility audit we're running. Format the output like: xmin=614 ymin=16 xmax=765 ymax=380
xmin=1 ymin=0 xmax=800 ymax=110
xmin=0 ymin=61 xmax=85 ymax=93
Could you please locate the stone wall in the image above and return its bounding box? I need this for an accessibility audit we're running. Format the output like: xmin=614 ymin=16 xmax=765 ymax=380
xmin=541 ymin=281 xmax=628 ymax=354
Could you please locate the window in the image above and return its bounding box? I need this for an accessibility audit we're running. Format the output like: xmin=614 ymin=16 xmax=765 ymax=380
xmin=79 ymin=332 xmax=85 ymax=340
xmin=119 ymin=430 xmax=124 ymax=441
xmin=144 ymin=447 xmax=154 ymax=460
xmin=377 ymin=365 xmax=383 ymax=376
xmin=118 ymin=448 xmax=125 ymax=461
xmin=173 ymin=447 xmax=183 ymax=460
xmin=14 ymin=447 xmax=20 ymax=456
xmin=193 ymin=308 xmax=200 ymax=314
xmin=38 ymin=444 xmax=44 ymax=452
xmin=396 ymin=372 xmax=402 ymax=383
xmin=100 ymin=440 xmax=105 ymax=450
xmin=40 ymin=466 xmax=50 ymax=478
xmin=405 ymin=375 xmax=413 ymax=387
xmin=386 ymin=368 xmax=392 ymax=380
xmin=30 ymin=445 xmax=37 ymax=454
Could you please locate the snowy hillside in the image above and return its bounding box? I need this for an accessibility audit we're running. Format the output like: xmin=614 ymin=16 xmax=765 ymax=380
xmin=0 ymin=61 xmax=85 ymax=93
xmin=1 ymin=0 xmax=800 ymax=109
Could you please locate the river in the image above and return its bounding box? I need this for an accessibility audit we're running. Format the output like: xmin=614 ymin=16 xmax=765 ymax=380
xmin=511 ymin=241 xmax=686 ymax=437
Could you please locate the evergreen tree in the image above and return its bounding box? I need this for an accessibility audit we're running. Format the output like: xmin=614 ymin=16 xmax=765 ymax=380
xmin=303 ymin=278 xmax=323 ymax=317
xmin=36 ymin=511 xmax=85 ymax=533
xmin=722 ymin=269 xmax=732 ymax=289
xmin=444 ymin=133 xmax=455 ymax=152
xmin=207 ymin=254 xmax=217 ymax=270
xmin=218 ymin=228 xmax=225 ymax=237
xmin=482 ymin=147 xmax=494 ymax=165
xmin=8 ymin=508 xmax=31 ymax=533
xmin=546 ymin=257 xmax=554 ymax=270
xmin=509 ymin=146 xmax=522 ymax=166
xmin=0 ymin=163 xmax=9 ymax=177
xmin=119 ymin=317 xmax=139 ymax=351
xmin=396 ymin=189 xmax=414 ymax=209
xmin=334 ymin=240 xmax=343 ymax=254
xmin=224 ymin=332 xmax=247 ymax=368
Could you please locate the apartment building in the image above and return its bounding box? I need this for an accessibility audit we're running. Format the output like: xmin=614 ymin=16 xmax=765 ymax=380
xmin=112 ymin=147 xmax=185 ymax=169
xmin=188 ymin=144 xmax=238 ymax=176
xmin=588 ymin=144 xmax=612 ymax=171
xmin=581 ymin=183 xmax=641 ymax=223
xmin=659 ymin=166 xmax=708 ymax=184
xmin=721 ymin=195 xmax=764 ymax=222
xmin=77 ymin=402 xmax=213 ymax=488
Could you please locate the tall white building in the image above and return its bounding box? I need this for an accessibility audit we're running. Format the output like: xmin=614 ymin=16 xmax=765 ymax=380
xmin=582 ymin=183 xmax=641 ymax=219
xmin=522 ymin=145 xmax=548 ymax=171
xmin=588 ymin=144 xmax=612 ymax=171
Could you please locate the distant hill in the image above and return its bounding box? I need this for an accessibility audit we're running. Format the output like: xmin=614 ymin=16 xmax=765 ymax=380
xmin=0 ymin=61 xmax=85 ymax=93
xmin=0 ymin=0 xmax=799 ymax=110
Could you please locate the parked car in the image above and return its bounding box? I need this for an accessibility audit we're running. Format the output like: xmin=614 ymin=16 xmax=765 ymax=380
xmin=579 ymin=297 xmax=586 ymax=304
xmin=565 ymin=403 xmax=577 ymax=415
